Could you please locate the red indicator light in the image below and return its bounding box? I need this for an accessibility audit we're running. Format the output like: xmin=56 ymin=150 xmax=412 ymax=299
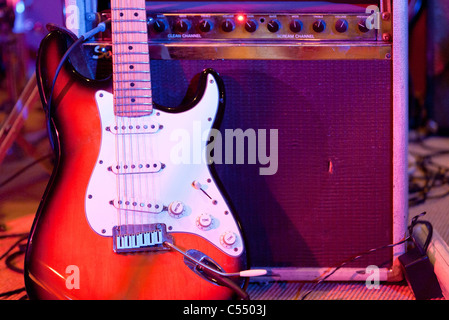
xmin=237 ymin=15 xmax=245 ymax=22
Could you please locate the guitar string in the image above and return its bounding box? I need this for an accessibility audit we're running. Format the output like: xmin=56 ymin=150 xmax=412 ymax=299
xmin=113 ymin=0 xmax=154 ymax=244
xmin=111 ymin=1 xmax=121 ymax=240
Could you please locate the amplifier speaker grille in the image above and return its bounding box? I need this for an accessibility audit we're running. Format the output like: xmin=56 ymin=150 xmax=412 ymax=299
xmin=149 ymin=59 xmax=393 ymax=269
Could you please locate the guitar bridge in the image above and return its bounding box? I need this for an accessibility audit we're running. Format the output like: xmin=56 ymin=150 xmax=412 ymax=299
xmin=112 ymin=224 xmax=173 ymax=253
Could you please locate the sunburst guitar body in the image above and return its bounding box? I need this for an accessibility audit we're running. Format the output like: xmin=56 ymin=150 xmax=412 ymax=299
xmin=24 ymin=2 xmax=248 ymax=300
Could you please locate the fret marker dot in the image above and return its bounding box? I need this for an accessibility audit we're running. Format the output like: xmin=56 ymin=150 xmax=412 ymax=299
xmin=130 ymin=83 xmax=135 ymax=87
xmin=129 ymin=46 xmax=133 ymax=50
xmin=129 ymin=65 xmax=134 ymax=69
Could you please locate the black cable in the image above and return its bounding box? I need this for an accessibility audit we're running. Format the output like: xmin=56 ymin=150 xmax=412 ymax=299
xmin=300 ymin=212 xmax=429 ymax=300
xmin=0 ymin=153 xmax=53 ymax=189
xmin=45 ymin=20 xmax=110 ymax=149
xmin=0 ymin=287 xmax=26 ymax=299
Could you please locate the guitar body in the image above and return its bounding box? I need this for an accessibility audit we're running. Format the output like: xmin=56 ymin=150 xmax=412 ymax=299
xmin=24 ymin=28 xmax=247 ymax=300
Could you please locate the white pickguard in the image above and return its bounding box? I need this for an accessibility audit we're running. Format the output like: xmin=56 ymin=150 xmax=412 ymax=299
xmin=85 ymin=74 xmax=244 ymax=257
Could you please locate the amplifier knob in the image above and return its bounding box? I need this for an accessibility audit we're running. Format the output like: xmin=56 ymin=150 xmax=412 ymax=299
xmin=267 ymin=19 xmax=281 ymax=33
xmin=289 ymin=19 xmax=303 ymax=33
xmin=221 ymin=19 xmax=235 ymax=32
xmin=199 ymin=19 xmax=213 ymax=33
xmin=358 ymin=18 xmax=370 ymax=33
xmin=152 ymin=19 xmax=167 ymax=33
xmin=244 ymin=19 xmax=258 ymax=33
xmin=312 ymin=19 xmax=326 ymax=33
xmin=174 ymin=19 xmax=190 ymax=33
xmin=335 ymin=19 xmax=348 ymax=33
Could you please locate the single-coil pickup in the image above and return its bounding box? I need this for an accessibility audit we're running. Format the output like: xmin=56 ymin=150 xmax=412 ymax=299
xmin=112 ymin=198 xmax=164 ymax=214
xmin=108 ymin=161 xmax=164 ymax=174
xmin=106 ymin=120 xmax=161 ymax=135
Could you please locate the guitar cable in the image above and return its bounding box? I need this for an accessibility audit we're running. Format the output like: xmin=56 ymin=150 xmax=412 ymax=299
xmin=163 ymin=241 xmax=267 ymax=300
xmin=45 ymin=19 xmax=111 ymax=149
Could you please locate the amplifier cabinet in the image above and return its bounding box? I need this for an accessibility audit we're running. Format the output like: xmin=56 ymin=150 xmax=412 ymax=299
xmin=85 ymin=0 xmax=408 ymax=281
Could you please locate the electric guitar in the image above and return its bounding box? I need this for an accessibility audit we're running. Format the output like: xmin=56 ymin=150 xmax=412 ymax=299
xmin=24 ymin=0 xmax=248 ymax=299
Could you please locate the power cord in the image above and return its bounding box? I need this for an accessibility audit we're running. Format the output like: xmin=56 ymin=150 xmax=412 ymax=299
xmin=300 ymin=212 xmax=428 ymax=300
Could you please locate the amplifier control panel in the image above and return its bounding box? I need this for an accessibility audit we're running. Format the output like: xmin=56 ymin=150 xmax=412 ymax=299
xmin=144 ymin=13 xmax=381 ymax=41
xmin=97 ymin=12 xmax=388 ymax=42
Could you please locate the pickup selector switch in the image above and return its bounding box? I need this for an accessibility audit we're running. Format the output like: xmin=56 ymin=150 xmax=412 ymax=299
xmin=267 ymin=19 xmax=281 ymax=33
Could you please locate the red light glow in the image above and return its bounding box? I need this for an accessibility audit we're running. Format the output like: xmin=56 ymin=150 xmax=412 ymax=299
xmin=237 ymin=15 xmax=245 ymax=22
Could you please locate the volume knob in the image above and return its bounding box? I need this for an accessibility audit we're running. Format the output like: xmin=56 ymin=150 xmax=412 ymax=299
xmin=221 ymin=19 xmax=235 ymax=32
xmin=168 ymin=200 xmax=185 ymax=217
xmin=335 ymin=19 xmax=348 ymax=33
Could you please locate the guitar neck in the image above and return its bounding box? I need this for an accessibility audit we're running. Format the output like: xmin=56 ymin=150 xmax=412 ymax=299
xmin=111 ymin=0 xmax=152 ymax=116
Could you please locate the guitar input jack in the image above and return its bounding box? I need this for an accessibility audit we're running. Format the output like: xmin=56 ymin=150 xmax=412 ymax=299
xmin=163 ymin=241 xmax=266 ymax=300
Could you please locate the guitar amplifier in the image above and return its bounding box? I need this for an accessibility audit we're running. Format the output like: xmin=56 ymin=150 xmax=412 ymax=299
xmin=79 ymin=0 xmax=408 ymax=282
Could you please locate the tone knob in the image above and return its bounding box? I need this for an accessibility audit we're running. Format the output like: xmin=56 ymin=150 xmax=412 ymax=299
xmin=152 ymin=19 xmax=167 ymax=33
xmin=221 ymin=19 xmax=235 ymax=32
xmin=244 ymin=19 xmax=258 ymax=33
xmin=199 ymin=19 xmax=213 ymax=33
xmin=312 ymin=19 xmax=326 ymax=33
xmin=267 ymin=19 xmax=281 ymax=33
xmin=174 ymin=19 xmax=190 ymax=33
xmin=335 ymin=19 xmax=348 ymax=33
xmin=168 ymin=200 xmax=185 ymax=217
xmin=289 ymin=19 xmax=303 ymax=33
xmin=221 ymin=231 xmax=237 ymax=247
xmin=358 ymin=18 xmax=370 ymax=33
xmin=197 ymin=213 xmax=213 ymax=229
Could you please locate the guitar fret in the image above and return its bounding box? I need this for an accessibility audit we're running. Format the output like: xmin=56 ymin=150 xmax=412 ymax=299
xmin=116 ymin=95 xmax=152 ymax=99
xmin=115 ymin=103 xmax=153 ymax=109
xmin=113 ymin=7 xmax=146 ymax=11
xmin=112 ymin=0 xmax=152 ymax=114
xmin=114 ymin=87 xmax=152 ymax=91
xmin=114 ymin=19 xmax=147 ymax=23
xmin=114 ymin=61 xmax=148 ymax=65
xmin=114 ymin=71 xmax=150 ymax=75
xmin=112 ymin=31 xmax=147 ymax=34
xmin=112 ymin=52 xmax=149 ymax=55
xmin=113 ymin=41 xmax=148 ymax=44
xmin=114 ymin=79 xmax=151 ymax=83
